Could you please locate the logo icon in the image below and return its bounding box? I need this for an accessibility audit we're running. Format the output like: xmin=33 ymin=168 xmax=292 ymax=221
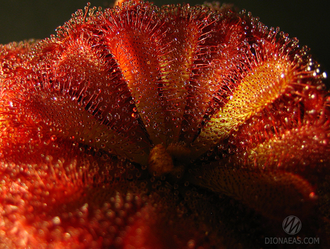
xmin=282 ymin=215 xmax=302 ymax=235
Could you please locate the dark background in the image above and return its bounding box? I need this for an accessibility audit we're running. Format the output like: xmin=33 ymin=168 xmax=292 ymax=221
xmin=1 ymin=0 xmax=329 ymax=73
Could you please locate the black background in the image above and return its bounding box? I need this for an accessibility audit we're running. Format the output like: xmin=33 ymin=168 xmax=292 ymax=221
xmin=1 ymin=0 xmax=329 ymax=74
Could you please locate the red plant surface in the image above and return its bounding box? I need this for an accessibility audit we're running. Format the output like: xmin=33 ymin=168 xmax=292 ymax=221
xmin=0 ymin=1 xmax=330 ymax=248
